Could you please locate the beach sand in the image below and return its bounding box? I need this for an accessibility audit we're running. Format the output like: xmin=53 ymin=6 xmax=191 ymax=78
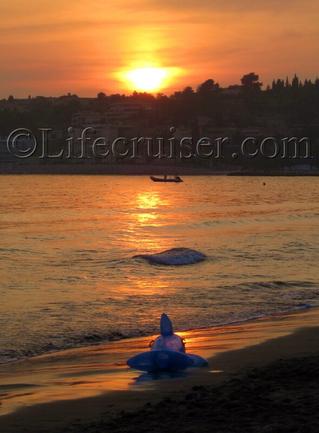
xmin=1 ymin=307 xmax=319 ymax=433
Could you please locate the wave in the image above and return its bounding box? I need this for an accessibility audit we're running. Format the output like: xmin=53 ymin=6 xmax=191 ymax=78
xmin=0 ymin=330 xmax=136 ymax=365
xmin=223 ymin=280 xmax=316 ymax=291
xmin=0 ymin=300 xmax=314 ymax=366
xmin=134 ymin=248 xmax=206 ymax=266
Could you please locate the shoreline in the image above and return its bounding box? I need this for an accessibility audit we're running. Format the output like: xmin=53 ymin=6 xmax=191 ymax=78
xmin=0 ymin=304 xmax=313 ymax=367
xmin=1 ymin=307 xmax=319 ymax=432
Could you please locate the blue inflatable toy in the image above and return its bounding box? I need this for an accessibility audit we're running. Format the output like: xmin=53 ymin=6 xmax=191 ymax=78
xmin=127 ymin=313 xmax=208 ymax=372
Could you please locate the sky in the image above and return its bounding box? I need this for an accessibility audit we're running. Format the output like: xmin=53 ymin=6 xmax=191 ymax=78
xmin=0 ymin=0 xmax=318 ymax=97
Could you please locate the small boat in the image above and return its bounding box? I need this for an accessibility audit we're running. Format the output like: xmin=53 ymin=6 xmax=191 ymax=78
xmin=150 ymin=175 xmax=183 ymax=183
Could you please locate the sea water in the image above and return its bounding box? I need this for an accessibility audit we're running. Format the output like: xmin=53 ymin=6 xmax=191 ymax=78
xmin=1 ymin=175 xmax=319 ymax=363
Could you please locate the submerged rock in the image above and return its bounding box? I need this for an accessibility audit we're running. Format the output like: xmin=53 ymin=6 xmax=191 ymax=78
xmin=134 ymin=247 xmax=206 ymax=266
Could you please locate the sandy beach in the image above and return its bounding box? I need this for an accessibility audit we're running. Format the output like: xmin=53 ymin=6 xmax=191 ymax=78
xmin=1 ymin=307 xmax=319 ymax=433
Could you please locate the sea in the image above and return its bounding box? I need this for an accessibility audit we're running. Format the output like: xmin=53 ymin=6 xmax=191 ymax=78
xmin=1 ymin=175 xmax=319 ymax=364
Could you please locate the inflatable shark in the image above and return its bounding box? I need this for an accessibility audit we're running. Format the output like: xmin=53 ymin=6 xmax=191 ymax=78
xmin=127 ymin=314 xmax=208 ymax=372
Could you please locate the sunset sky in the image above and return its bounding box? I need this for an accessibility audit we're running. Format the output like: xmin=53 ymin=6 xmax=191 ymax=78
xmin=1 ymin=0 xmax=318 ymax=97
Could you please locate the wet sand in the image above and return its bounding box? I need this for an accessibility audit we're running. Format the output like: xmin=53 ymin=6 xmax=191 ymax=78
xmin=1 ymin=307 xmax=319 ymax=433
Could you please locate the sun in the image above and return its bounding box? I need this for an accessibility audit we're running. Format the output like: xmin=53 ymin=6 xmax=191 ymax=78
xmin=124 ymin=67 xmax=169 ymax=92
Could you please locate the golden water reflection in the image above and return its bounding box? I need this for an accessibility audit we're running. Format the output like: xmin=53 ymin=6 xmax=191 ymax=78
xmin=124 ymin=274 xmax=175 ymax=296
xmin=124 ymin=190 xmax=173 ymax=251
xmin=136 ymin=192 xmax=166 ymax=209
xmin=134 ymin=191 xmax=169 ymax=225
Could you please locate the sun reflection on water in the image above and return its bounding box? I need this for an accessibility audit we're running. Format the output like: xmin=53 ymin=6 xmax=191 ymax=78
xmin=122 ymin=189 xmax=173 ymax=252
xmin=134 ymin=192 xmax=166 ymax=225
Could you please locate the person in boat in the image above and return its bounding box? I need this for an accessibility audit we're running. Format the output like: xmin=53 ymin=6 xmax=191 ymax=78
xmin=167 ymin=175 xmax=181 ymax=181
xmin=149 ymin=313 xmax=186 ymax=353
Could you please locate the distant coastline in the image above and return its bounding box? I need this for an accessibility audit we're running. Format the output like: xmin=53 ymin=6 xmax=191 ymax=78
xmin=0 ymin=162 xmax=318 ymax=176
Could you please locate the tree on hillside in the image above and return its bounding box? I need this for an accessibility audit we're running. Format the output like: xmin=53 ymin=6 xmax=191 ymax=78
xmin=241 ymin=73 xmax=262 ymax=90
xmin=197 ymin=79 xmax=219 ymax=94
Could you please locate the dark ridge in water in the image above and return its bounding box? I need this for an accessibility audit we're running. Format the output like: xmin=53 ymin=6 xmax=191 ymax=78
xmin=134 ymin=248 xmax=207 ymax=266
xmin=222 ymin=280 xmax=317 ymax=291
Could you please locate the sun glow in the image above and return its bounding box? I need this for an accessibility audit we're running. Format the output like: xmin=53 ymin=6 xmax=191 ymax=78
xmin=124 ymin=67 xmax=168 ymax=92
